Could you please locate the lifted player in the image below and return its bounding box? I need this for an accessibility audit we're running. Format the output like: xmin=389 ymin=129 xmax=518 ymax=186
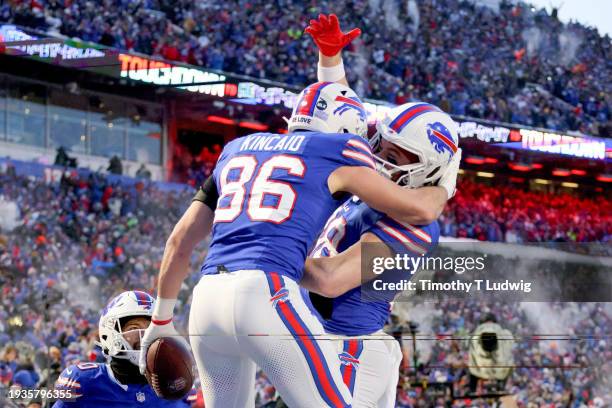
xmin=300 ymin=14 xmax=460 ymax=407
xmin=53 ymin=291 xmax=193 ymax=407
xmin=139 ymin=56 xmax=459 ymax=408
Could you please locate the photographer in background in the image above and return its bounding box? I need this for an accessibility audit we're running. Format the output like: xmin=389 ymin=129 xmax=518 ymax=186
xmin=468 ymin=313 xmax=515 ymax=393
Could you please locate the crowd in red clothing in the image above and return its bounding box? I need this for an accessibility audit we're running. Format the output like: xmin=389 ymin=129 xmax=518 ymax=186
xmin=170 ymin=143 xmax=222 ymax=187
xmin=441 ymin=178 xmax=611 ymax=244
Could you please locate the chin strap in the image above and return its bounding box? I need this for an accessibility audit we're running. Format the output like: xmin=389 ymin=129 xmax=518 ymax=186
xmin=110 ymin=358 xmax=148 ymax=385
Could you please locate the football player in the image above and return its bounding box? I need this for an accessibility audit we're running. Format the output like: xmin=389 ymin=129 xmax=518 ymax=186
xmin=300 ymin=14 xmax=460 ymax=407
xmin=53 ymin=291 xmax=193 ymax=407
xmin=139 ymin=45 xmax=460 ymax=408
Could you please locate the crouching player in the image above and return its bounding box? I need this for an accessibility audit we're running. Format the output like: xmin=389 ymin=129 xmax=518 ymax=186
xmin=53 ymin=291 xmax=194 ymax=407
xmin=300 ymin=15 xmax=460 ymax=407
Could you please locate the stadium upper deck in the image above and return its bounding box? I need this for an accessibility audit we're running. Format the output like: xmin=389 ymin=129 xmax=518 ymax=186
xmin=1 ymin=0 xmax=610 ymax=136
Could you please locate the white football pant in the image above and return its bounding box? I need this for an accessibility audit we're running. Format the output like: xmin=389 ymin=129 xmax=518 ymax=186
xmin=188 ymin=270 xmax=352 ymax=408
xmin=333 ymin=331 xmax=403 ymax=408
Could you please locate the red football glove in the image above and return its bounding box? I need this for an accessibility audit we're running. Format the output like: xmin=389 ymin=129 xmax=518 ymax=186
xmin=304 ymin=14 xmax=361 ymax=57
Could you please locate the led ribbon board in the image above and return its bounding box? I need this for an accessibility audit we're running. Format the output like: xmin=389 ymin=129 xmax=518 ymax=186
xmin=2 ymin=24 xmax=607 ymax=160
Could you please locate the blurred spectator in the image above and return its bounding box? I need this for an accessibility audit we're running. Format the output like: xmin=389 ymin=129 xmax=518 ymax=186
xmin=2 ymin=0 xmax=609 ymax=135
xmin=135 ymin=163 xmax=152 ymax=180
xmin=54 ymin=147 xmax=77 ymax=168
xmin=107 ymin=155 xmax=123 ymax=175
xmin=0 ymin=161 xmax=609 ymax=406
xmin=443 ymin=178 xmax=611 ymax=243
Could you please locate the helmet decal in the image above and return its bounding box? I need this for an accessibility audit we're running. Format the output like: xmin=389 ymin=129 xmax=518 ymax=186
xmin=289 ymin=82 xmax=367 ymax=137
xmin=333 ymin=96 xmax=366 ymax=121
xmin=373 ymin=101 xmax=459 ymax=188
xmin=427 ymin=122 xmax=457 ymax=158
xmin=132 ymin=290 xmax=154 ymax=310
xmin=295 ymin=82 xmax=332 ymax=117
xmin=389 ymin=103 xmax=441 ymax=133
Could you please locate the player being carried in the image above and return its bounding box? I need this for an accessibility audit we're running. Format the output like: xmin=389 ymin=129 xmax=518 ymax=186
xmin=53 ymin=291 xmax=195 ymax=407
xmin=298 ymin=14 xmax=460 ymax=407
xmin=138 ymin=23 xmax=460 ymax=407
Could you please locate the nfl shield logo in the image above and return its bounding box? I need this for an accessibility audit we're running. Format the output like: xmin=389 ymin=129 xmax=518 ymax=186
xmin=136 ymin=392 xmax=146 ymax=403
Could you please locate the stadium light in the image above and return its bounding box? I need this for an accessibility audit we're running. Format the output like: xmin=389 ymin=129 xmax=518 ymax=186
xmin=534 ymin=179 xmax=550 ymax=185
xmin=570 ymin=169 xmax=587 ymax=176
xmin=207 ymin=115 xmax=236 ymax=125
xmin=596 ymin=174 xmax=612 ymax=183
xmin=476 ymin=172 xmax=494 ymax=178
xmin=508 ymin=163 xmax=532 ymax=172
xmin=561 ymin=182 xmax=579 ymax=188
xmin=464 ymin=156 xmax=498 ymax=165
xmin=552 ymin=169 xmax=571 ymax=177
xmin=465 ymin=156 xmax=485 ymax=165
xmin=239 ymin=121 xmax=268 ymax=131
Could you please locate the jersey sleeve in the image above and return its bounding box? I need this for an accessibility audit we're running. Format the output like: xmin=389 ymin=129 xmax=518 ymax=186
xmin=320 ymin=134 xmax=377 ymax=171
xmin=53 ymin=365 xmax=86 ymax=406
xmin=368 ymin=216 xmax=440 ymax=256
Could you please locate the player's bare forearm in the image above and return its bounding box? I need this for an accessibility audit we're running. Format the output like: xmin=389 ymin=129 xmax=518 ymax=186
xmin=318 ymin=51 xmax=348 ymax=86
xmin=302 ymin=243 xmax=362 ymax=297
xmin=319 ymin=51 xmax=342 ymax=67
xmin=157 ymin=201 xmax=213 ymax=299
xmin=302 ymin=233 xmax=392 ymax=298
xmin=329 ymin=166 xmax=447 ymax=225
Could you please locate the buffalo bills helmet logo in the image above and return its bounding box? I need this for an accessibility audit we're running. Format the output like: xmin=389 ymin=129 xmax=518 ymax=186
xmin=132 ymin=290 xmax=154 ymax=310
xmin=426 ymin=122 xmax=457 ymax=159
xmin=333 ymin=96 xmax=366 ymax=121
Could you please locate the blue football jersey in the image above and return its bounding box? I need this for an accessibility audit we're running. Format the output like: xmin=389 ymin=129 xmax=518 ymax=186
xmin=201 ymin=131 xmax=376 ymax=282
xmin=52 ymin=363 xmax=190 ymax=408
xmin=309 ymin=197 xmax=440 ymax=336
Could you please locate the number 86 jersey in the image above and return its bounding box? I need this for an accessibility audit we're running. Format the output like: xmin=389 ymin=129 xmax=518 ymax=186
xmin=201 ymin=131 xmax=376 ymax=282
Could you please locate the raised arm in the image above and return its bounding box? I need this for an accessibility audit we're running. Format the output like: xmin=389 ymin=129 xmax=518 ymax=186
xmin=305 ymin=14 xmax=360 ymax=87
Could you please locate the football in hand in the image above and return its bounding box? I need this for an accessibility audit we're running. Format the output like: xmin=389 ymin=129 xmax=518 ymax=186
xmin=144 ymin=336 xmax=195 ymax=400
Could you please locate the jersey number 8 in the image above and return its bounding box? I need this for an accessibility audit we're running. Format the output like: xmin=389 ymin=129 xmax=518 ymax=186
xmin=214 ymin=154 xmax=306 ymax=224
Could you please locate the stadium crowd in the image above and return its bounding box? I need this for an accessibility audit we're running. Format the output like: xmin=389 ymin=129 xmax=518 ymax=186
xmin=0 ymin=160 xmax=609 ymax=406
xmin=392 ymin=301 xmax=611 ymax=407
xmin=0 ymin=164 xmax=202 ymax=406
xmin=442 ymin=178 xmax=611 ymax=244
xmin=1 ymin=0 xmax=610 ymax=137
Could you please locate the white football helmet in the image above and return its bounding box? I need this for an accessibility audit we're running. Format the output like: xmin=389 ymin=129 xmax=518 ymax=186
xmin=288 ymin=82 xmax=368 ymax=138
xmin=97 ymin=290 xmax=154 ymax=366
xmin=371 ymin=102 xmax=459 ymax=188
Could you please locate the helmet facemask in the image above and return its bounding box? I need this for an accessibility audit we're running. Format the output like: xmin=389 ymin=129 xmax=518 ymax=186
xmin=97 ymin=316 xmax=147 ymax=366
xmin=97 ymin=291 xmax=154 ymax=367
xmin=370 ymin=119 xmax=448 ymax=188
